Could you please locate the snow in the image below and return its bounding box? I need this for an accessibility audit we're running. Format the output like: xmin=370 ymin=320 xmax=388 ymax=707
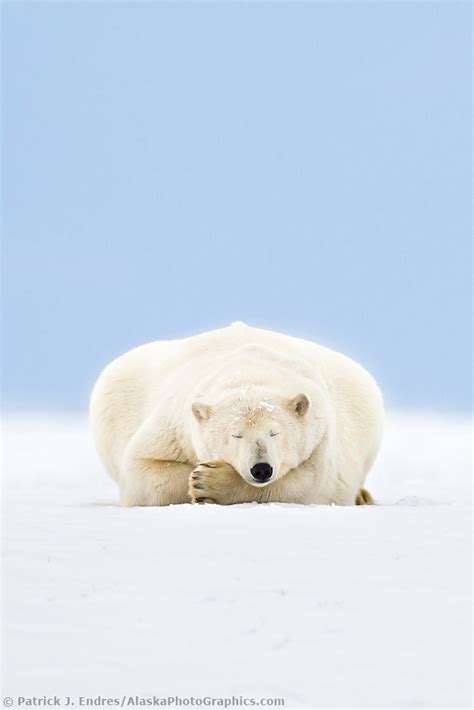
xmin=258 ymin=402 xmax=275 ymax=412
xmin=2 ymin=413 xmax=472 ymax=708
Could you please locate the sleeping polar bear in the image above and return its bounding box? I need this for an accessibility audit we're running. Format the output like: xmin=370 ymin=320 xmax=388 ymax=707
xmin=90 ymin=322 xmax=384 ymax=506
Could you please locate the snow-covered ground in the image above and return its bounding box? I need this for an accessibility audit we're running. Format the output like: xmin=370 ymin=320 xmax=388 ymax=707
xmin=2 ymin=413 xmax=472 ymax=709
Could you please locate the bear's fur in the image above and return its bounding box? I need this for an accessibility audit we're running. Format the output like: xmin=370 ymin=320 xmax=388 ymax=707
xmin=90 ymin=322 xmax=384 ymax=506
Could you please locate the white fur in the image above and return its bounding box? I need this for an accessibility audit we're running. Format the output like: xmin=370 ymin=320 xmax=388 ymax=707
xmin=90 ymin=322 xmax=384 ymax=506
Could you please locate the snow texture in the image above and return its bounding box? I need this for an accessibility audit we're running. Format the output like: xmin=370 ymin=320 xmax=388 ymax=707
xmin=2 ymin=413 xmax=472 ymax=708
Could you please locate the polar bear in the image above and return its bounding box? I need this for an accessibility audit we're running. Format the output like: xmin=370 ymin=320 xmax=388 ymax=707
xmin=90 ymin=322 xmax=384 ymax=506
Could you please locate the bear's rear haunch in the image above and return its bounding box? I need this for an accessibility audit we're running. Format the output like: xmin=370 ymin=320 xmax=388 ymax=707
xmin=90 ymin=322 xmax=384 ymax=507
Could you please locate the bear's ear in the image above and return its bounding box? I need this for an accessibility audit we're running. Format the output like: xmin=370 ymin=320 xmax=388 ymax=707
xmin=192 ymin=402 xmax=212 ymax=422
xmin=288 ymin=393 xmax=310 ymax=418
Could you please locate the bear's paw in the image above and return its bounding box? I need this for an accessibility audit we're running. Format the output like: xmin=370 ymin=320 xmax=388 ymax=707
xmin=189 ymin=460 xmax=239 ymax=505
xmin=355 ymin=488 xmax=375 ymax=505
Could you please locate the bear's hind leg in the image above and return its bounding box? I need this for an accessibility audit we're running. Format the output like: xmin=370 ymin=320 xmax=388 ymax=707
xmin=355 ymin=488 xmax=375 ymax=505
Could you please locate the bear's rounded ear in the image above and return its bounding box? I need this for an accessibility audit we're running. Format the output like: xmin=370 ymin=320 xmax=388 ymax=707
xmin=192 ymin=402 xmax=212 ymax=422
xmin=289 ymin=393 xmax=310 ymax=417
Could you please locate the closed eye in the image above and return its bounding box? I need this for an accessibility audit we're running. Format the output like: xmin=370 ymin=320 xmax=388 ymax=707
xmin=270 ymin=431 xmax=280 ymax=437
xmin=232 ymin=434 xmax=243 ymax=439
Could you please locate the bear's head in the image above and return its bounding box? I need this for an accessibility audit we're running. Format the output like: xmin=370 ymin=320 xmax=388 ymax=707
xmin=191 ymin=390 xmax=327 ymax=486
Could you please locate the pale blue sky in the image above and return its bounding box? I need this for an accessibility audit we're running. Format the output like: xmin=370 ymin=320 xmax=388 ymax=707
xmin=2 ymin=1 xmax=472 ymax=411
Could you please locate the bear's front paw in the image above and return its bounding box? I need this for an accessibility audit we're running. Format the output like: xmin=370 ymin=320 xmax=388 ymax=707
xmin=189 ymin=460 xmax=238 ymax=505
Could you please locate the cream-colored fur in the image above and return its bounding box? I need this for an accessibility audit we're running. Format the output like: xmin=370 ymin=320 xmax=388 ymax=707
xmin=90 ymin=322 xmax=384 ymax=507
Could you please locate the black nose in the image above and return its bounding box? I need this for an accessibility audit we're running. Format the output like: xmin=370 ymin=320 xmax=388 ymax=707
xmin=250 ymin=462 xmax=273 ymax=483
